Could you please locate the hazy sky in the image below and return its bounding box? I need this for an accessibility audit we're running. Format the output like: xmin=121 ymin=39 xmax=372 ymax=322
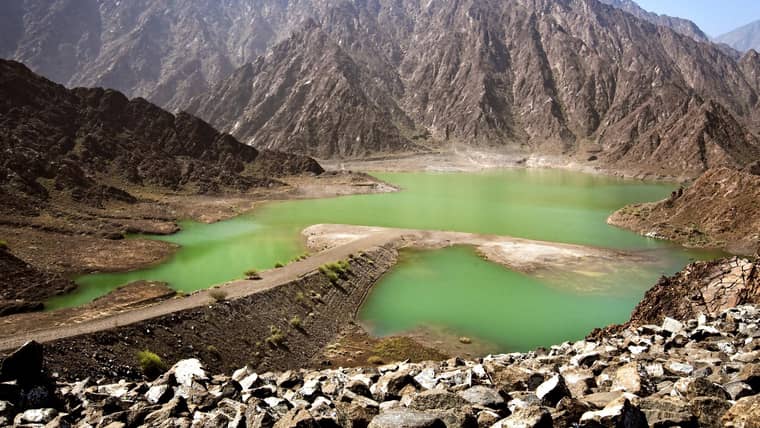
xmin=636 ymin=0 xmax=760 ymax=37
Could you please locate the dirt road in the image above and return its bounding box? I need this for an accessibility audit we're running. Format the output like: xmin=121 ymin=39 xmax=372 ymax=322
xmin=0 ymin=229 xmax=403 ymax=351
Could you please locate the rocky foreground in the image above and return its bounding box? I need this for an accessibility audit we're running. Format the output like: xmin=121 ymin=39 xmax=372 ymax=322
xmin=2 ymin=303 xmax=759 ymax=427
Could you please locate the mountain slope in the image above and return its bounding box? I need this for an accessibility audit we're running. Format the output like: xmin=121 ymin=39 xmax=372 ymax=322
xmin=186 ymin=21 xmax=417 ymax=158
xmin=716 ymin=20 xmax=760 ymax=52
xmin=609 ymin=167 xmax=760 ymax=254
xmin=189 ymin=0 xmax=760 ymax=173
xmin=0 ymin=59 xmax=322 ymax=216
xmin=4 ymin=0 xmax=760 ymax=174
xmin=598 ymin=0 xmax=710 ymax=43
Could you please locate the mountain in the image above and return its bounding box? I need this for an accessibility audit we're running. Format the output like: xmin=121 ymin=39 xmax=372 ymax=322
xmin=598 ymin=0 xmax=710 ymax=43
xmin=608 ymin=167 xmax=760 ymax=255
xmin=188 ymin=0 xmax=760 ymax=174
xmin=0 ymin=59 xmax=322 ymax=217
xmin=4 ymin=0 xmax=760 ymax=175
xmin=716 ymin=20 xmax=760 ymax=53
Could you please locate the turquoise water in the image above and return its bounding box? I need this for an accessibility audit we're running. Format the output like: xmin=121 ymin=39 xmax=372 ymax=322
xmin=49 ymin=169 xmax=722 ymax=350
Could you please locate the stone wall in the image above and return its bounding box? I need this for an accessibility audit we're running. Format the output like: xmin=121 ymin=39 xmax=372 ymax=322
xmin=40 ymin=246 xmax=397 ymax=380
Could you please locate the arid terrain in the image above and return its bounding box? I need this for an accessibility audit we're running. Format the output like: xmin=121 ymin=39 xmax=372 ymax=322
xmin=609 ymin=167 xmax=760 ymax=255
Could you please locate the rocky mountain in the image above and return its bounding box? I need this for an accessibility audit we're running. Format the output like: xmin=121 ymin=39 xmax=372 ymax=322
xmin=716 ymin=20 xmax=760 ymax=52
xmin=0 ymin=0 xmax=323 ymax=111
xmin=0 ymin=59 xmax=323 ymax=217
xmin=598 ymin=0 xmax=710 ymax=43
xmin=608 ymin=167 xmax=760 ymax=255
xmin=4 ymin=0 xmax=760 ymax=175
xmin=187 ymin=0 xmax=760 ymax=173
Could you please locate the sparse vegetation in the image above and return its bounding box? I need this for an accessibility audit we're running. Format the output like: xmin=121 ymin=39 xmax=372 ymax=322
xmin=206 ymin=345 xmax=219 ymax=356
xmin=289 ymin=315 xmax=303 ymax=329
xmin=244 ymin=269 xmax=261 ymax=280
xmin=367 ymin=356 xmax=384 ymax=365
xmin=136 ymin=350 xmax=167 ymax=378
xmin=319 ymin=259 xmax=353 ymax=284
xmin=209 ymin=288 xmax=228 ymax=302
xmin=0 ymin=240 xmax=7 ymax=250
xmin=265 ymin=325 xmax=286 ymax=347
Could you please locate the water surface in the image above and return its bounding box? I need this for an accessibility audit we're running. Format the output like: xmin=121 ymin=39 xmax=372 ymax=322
xmin=50 ymin=169 xmax=722 ymax=350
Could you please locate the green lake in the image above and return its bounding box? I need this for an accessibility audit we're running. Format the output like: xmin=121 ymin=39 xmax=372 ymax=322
xmin=49 ymin=169 xmax=723 ymax=351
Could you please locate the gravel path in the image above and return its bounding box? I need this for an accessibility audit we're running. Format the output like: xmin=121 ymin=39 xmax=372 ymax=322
xmin=0 ymin=229 xmax=403 ymax=351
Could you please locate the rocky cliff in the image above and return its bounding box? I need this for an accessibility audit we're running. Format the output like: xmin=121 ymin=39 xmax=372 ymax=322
xmin=608 ymin=167 xmax=760 ymax=254
xmin=186 ymin=0 xmax=760 ymax=173
xmin=0 ymin=59 xmax=323 ymax=217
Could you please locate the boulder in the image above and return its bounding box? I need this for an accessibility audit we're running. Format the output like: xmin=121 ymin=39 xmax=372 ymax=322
xmin=690 ymin=396 xmax=732 ymax=428
xmin=685 ymin=377 xmax=729 ymax=400
xmin=721 ymin=395 xmax=760 ymax=428
xmin=579 ymin=398 xmax=647 ymax=428
xmin=639 ymin=397 xmax=696 ymax=427
xmin=457 ymin=386 xmax=506 ymax=411
xmin=493 ymin=405 xmax=552 ymax=428
xmin=408 ymin=389 xmax=469 ymax=411
xmin=611 ymin=363 xmax=645 ymax=395
xmin=368 ymin=409 xmax=446 ymax=428
xmin=0 ymin=341 xmax=43 ymax=384
xmin=535 ymin=375 xmax=570 ymax=406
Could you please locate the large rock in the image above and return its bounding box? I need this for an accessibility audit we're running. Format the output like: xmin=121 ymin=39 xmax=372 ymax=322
xmin=457 ymin=386 xmax=506 ymax=411
xmin=722 ymin=395 xmax=760 ymax=428
xmin=535 ymin=375 xmax=570 ymax=406
xmin=0 ymin=341 xmax=43 ymax=384
xmin=639 ymin=397 xmax=696 ymax=427
xmin=493 ymin=405 xmax=552 ymax=428
xmin=367 ymin=409 xmax=446 ymax=428
xmin=579 ymin=398 xmax=647 ymax=428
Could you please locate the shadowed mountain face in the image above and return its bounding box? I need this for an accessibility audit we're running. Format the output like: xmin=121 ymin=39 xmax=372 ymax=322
xmin=0 ymin=59 xmax=322 ymax=216
xmin=716 ymin=20 xmax=760 ymax=53
xmin=3 ymin=0 xmax=760 ymax=174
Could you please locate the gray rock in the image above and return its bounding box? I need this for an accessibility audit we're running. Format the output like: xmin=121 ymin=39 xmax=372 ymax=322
xmin=408 ymin=389 xmax=469 ymax=411
xmin=145 ymin=384 xmax=172 ymax=405
xmin=493 ymin=405 xmax=552 ymax=428
xmin=368 ymin=409 xmax=446 ymax=428
xmin=457 ymin=386 xmax=506 ymax=410
xmin=639 ymin=397 xmax=696 ymax=427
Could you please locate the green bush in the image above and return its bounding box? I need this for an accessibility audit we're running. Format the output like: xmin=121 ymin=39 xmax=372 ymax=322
xmin=244 ymin=269 xmax=261 ymax=280
xmin=0 ymin=240 xmax=7 ymax=250
xmin=209 ymin=288 xmax=228 ymax=302
xmin=136 ymin=350 xmax=167 ymax=378
xmin=265 ymin=325 xmax=286 ymax=347
xmin=367 ymin=356 xmax=384 ymax=365
xmin=274 ymin=262 xmax=284 ymax=268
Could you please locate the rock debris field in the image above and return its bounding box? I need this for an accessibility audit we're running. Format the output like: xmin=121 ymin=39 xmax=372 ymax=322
xmin=2 ymin=304 xmax=760 ymax=427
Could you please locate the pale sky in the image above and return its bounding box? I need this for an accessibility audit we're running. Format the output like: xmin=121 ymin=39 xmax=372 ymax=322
xmin=635 ymin=0 xmax=760 ymax=37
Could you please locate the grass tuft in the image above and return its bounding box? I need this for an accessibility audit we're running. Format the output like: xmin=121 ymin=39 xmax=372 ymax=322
xmin=136 ymin=350 xmax=167 ymax=378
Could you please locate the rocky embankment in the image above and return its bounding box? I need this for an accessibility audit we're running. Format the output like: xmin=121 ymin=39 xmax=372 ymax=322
xmin=0 ymin=246 xmax=75 ymax=315
xmin=2 ymin=304 xmax=759 ymax=427
xmin=0 ymin=256 xmax=757 ymax=427
xmin=609 ymin=167 xmax=760 ymax=255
